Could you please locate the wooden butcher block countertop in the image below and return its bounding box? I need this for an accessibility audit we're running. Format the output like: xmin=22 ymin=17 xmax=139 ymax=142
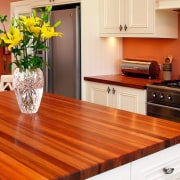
xmin=84 ymin=74 xmax=162 ymax=89
xmin=0 ymin=91 xmax=180 ymax=180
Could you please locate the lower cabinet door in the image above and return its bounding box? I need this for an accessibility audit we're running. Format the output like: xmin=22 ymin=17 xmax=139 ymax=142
xmin=85 ymin=82 xmax=113 ymax=107
xmin=113 ymin=85 xmax=146 ymax=115
xmin=85 ymin=82 xmax=146 ymax=115
xmin=131 ymin=144 xmax=180 ymax=180
xmin=86 ymin=163 xmax=130 ymax=180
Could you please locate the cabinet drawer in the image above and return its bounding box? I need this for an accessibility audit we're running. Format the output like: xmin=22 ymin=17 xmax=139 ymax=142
xmin=131 ymin=144 xmax=180 ymax=180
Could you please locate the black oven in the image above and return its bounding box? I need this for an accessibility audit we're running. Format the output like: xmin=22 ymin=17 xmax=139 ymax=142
xmin=147 ymin=80 xmax=180 ymax=123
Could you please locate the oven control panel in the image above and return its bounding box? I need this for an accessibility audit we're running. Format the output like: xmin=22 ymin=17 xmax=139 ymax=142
xmin=147 ymin=86 xmax=180 ymax=108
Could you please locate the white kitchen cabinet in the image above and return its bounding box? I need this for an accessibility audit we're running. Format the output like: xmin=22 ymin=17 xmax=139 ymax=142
xmin=28 ymin=0 xmax=80 ymax=8
xmin=86 ymin=163 xmax=130 ymax=180
xmin=100 ymin=0 xmax=178 ymax=38
xmin=86 ymin=144 xmax=180 ymax=180
xmin=131 ymin=143 xmax=180 ymax=180
xmin=85 ymin=81 xmax=146 ymax=115
xmin=113 ymin=84 xmax=146 ymax=114
xmin=100 ymin=0 xmax=154 ymax=34
xmin=85 ymin=82 xmax=113 ymax=107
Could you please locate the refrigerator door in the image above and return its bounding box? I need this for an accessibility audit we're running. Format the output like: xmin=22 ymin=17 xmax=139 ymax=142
xmin=49 ymin=7 xmax=81 ymax=99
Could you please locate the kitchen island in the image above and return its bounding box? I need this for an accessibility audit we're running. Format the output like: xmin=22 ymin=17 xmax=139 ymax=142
xmin=0 ymin=91 xmax=180 ymax=180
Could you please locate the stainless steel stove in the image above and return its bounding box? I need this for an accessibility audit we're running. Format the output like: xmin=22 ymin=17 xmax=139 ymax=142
xmin=147 ymin=80 xmax=180 ymax=123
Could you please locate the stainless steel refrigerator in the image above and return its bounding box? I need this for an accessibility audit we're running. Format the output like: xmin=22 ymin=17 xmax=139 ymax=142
xmin=37 ymin=5 xmax=81 ymax=99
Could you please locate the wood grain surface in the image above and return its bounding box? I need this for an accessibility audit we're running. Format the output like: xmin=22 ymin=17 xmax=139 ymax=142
xmin=0 ymin=91 xmax=180 ymax=180
xmin=84 ymin=74 xmax=162 ymax=89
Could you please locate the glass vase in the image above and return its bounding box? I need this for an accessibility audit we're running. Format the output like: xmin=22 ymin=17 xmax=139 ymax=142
xmin=13 ymin=68 xmax=44 ymax=114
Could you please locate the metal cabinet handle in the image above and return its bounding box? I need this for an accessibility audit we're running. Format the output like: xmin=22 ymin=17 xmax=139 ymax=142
xmin=124 ymin=24 xmax=128 ymax=31
xmin=119 ymin=24 xmax=123 ymax=31
xmin=163 ymin=168 xmax=174 ymax=174
xmin=107 ymin=87 xmax=111 ymax=94
xmin=112 ymin=88 xmax=116 ymax=94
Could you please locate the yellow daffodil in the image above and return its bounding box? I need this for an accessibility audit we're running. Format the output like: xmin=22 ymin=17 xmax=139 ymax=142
xmin=1 ymin=28 xmax=23 ymax=51
xmin=41 ymin=23 xmax=63 ymax=39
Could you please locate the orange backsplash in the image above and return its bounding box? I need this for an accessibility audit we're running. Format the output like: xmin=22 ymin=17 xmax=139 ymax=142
xmin=123 ymin=14 xmax=180 ymax=80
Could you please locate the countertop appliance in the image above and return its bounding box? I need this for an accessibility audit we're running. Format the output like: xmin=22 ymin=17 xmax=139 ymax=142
xmin=36 ymin=4 xmax=81 ymax=99
xmin=121 ymin=59 xmax=160 ymax=79
xmin=147 ymin=80 xmax=180 ymax=123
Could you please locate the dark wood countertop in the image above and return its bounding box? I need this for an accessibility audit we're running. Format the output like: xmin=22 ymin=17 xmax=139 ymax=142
xmin=84 ymin=74 xmax=162 ymax=89
xmin=1 ymin=91 xmax=180 ymax=180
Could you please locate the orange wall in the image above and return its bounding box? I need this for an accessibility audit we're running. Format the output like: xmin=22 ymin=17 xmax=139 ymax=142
xmin=0 ymin=0 xmax=22 ymax=75
xmin=123 ymin=14 xmax=180 ymax=80
xmin=0 ymin=0 xmax=23 ymax=30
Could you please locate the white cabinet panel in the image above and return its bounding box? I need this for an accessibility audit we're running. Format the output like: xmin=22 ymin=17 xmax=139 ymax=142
xmin=86 ymin=163 xmax=130 ymax=180
xmin=113 ymin=85 xmax=146 ymax=114
xmin=29 ymin=0 xmax=80 ymax=8
xmin=86 ymin=144 xmax=180 ymax=180
xmin=85 ymin=81 xmax=146 ymax=115
xmin=131 ymin=144 xmax=180 ymax=180
xmin=100 ymin=0 xmax=124 ymax=33
xmin=85 ymin=82 xmax=112 ymax=107
xmin=100 ymin=0 xmax=154 ymax=35
xmin=125 ymin=0 xmax=154 ymax=33
xmin=116 ymin=91 xmax=138 ymax=113
xmin=91 ymin=86 xmax=112 ymax=107
xmin=100 ymin=0 xmax=178 ymax=38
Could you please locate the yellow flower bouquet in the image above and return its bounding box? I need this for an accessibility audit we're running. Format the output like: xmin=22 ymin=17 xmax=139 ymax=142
xmin=0 ymin=6 xmax=63 ymax=114
xmin=0 ymin=6 xmax=63 ymax=72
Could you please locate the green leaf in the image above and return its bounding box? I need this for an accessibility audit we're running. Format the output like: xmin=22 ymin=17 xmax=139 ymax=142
xmin=44 ymin=14 xmax=48 ymax=22
xmin=43 ymin=61 xmax=50 ymax=69
xmin=15 ymin=19 xmax=20 ymax=25
xmin=45 ymin=6 xmax=52 ymax=13
xmin=17 ymin=49 xmax=21 ymax=56
xmin=3 ymin=15 xmax=7 ymax=22
xmin=11 ymin=17 xmax=14 ymax=26
xmin=9 ymin=25 xmax=15 ymax=33
xmin=33 ymin=9 xmax=36 ymax=18
xmin=0 ymin=29 xmax=4 ymax=34
xmin=54 ymin=21 xmax=61 ymax=28
xmin=39 ymin=8 xmax=43 ymax=13
xmin=8 ymin=62 xmax=12 ymax=73
xmin=24 ymin=31 xmax=33 ymax=36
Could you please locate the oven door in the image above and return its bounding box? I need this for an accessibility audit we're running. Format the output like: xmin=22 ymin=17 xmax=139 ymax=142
xmin=147 ymin=102 xmax=180 ymax=123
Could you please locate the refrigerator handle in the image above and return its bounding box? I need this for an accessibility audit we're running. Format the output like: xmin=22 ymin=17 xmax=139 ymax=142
xmin=75 ymin=6 xmax=81 ymax=99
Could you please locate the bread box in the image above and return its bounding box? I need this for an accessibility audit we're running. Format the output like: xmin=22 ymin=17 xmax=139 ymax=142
xmin=121 ymin=59 xmax=160 ymax=79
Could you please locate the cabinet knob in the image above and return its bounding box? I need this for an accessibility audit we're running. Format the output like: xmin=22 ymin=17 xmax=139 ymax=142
xmin=112 ymin=88 xmax=116 ymax=94
xmin=107 ymin=87 xmax=111 ymax=94
xmin=124 ymin=24 xmax=128 ymax=31
xmin=119 ymin=25 xmax=123 ymax=31
xmin=163 ymin=168 xmax=174 ymax=174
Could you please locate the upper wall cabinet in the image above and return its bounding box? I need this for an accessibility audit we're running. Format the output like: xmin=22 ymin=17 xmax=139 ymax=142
xmin=99 ymin=0 xmax=178 ymax=38
xmin=157 ymin=0 xmax=180 ymax=10
xmin=100 ymin=0 xmax=154 ymax=34
xmin=28 ymin=0 xmax=80 ymax=8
